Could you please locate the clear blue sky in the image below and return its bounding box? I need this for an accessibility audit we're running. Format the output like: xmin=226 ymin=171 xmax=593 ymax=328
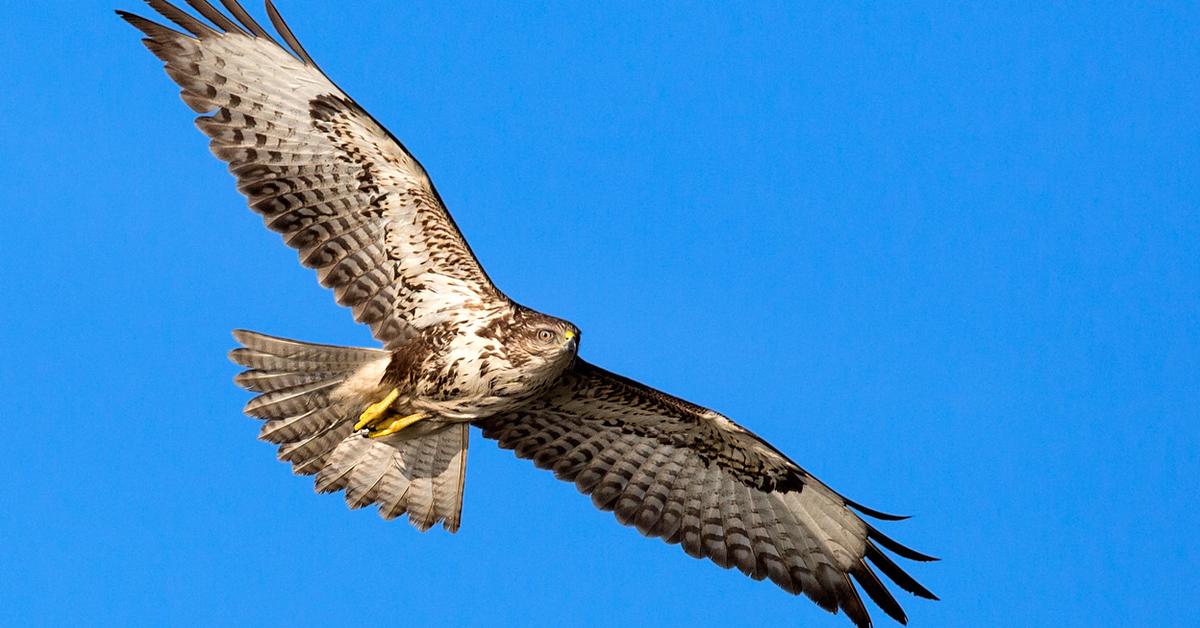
xmin=1 ymin=2 xmax=1196 ymax=626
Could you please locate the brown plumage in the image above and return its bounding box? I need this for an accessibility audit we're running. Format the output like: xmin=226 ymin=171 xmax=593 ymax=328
xmin=121 ymin=2 xmax=937 ymax=626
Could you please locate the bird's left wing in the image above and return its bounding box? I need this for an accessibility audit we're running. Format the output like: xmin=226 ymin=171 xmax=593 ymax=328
xmin=120 ymin=1 xmax=505 ymax=348
xmin=475 ymin=359 xmax=936 ymax=628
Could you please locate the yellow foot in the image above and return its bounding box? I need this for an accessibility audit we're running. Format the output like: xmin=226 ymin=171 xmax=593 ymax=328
xmin=354 ymin=388 xmax=400 ymax=431
xmin=367 ymin=412 xmax=428 ymax=439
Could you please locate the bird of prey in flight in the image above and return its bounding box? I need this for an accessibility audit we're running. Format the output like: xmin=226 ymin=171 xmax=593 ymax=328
xmin=119 ymin=2 xmax=937 ymax=625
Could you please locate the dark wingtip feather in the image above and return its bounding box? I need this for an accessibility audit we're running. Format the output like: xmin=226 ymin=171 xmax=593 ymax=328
xmin=845 ymin=498 xmax=911 ymax=521
xmin=851 ymin=561 xmax=909 ymax=625
xmin=115 ymin=9 xmax=144 ymax=30
xmin=219 ymin=0 xmax=279 ymax=45
xmin=865 ymin=543 xmax=939 ymax=601
xmin=834 ymin=572 xmax=874 ymax=628
xmin=116 ymin=9 xmax=156 ymax=30
xmin=117 ymin=8 xmax=194 ymax=53
xmin=143 ymin=0 xmax=214 ymax=37
xmin=265 ymin=0 xmax=318 ymax=67
xmin=867 ymin=524 xmax=940 ymax=562
xmin=183 ymin=0 xmax=247 ymax=35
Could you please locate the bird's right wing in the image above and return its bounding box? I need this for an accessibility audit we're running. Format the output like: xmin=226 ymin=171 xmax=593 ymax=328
xmin=121 ymin=1 xmax=506 ymax=348
xmin=475 ymin=359 xmax=936 ymax=628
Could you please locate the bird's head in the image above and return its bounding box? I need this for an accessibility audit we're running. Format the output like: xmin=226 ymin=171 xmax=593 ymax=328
xmin=525 ymin=315 xmax=580 ymax=357
xmin=511 ymin=309 xmax=581 ymax=377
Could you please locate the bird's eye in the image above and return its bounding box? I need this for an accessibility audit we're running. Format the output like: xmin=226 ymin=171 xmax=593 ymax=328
xmin=537 ymin=329 xmax=556 ymax=343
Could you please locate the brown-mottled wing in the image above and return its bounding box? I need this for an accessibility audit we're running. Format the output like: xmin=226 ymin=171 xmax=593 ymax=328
xmin=475 ymin=360 xmax=937 ymax=628
xmin=120 ymin=1 xmax=504 ymax=348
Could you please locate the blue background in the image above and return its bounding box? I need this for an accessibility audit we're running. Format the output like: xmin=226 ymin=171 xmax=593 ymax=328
xmin=1 ymin=2 xmax=1196 ymax=626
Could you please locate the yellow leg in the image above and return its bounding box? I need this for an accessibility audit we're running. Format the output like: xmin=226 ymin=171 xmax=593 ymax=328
xmin=368 ymin=412 xmax=428 ymax=439
xmin=354 ymin=388 xmax=400 ymax=431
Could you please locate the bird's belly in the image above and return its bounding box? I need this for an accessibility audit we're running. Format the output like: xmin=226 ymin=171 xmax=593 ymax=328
xmin=409 ymin=376 xmax=539 ymax=421
xmin=404 ymin=337 xmax=558 ymax=420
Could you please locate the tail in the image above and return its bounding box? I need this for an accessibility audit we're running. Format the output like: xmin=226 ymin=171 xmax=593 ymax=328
xmin=229 ymin=330 xmax=469 ymax=532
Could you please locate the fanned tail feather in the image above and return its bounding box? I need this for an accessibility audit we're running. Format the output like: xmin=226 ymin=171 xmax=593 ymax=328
xmin=229 ymin=329 xmax=468 ymax=532
xmin=316 ymin=423 xmax=469 ymax=532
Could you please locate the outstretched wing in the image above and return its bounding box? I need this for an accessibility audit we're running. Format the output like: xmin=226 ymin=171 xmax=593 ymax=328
xmin=121 ymin=1 xmax=504 ymax=348
xmin=475 ymin=360 xmax=937 ymax=628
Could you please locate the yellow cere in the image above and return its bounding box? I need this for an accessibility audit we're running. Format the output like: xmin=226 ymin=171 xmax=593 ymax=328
xmin=564 ymin=330 xmax=576 ymax=340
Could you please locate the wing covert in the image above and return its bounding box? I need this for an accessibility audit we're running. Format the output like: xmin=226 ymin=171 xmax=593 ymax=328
xmin=476 ymin=360 xmax=936 ymax=627
xmin=121 ymin=1 xmax=504 ymax=348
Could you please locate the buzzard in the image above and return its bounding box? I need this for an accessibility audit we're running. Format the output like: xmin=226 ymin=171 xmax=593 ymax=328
xmin=120 ymin=2 xmax=937 ymax=626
